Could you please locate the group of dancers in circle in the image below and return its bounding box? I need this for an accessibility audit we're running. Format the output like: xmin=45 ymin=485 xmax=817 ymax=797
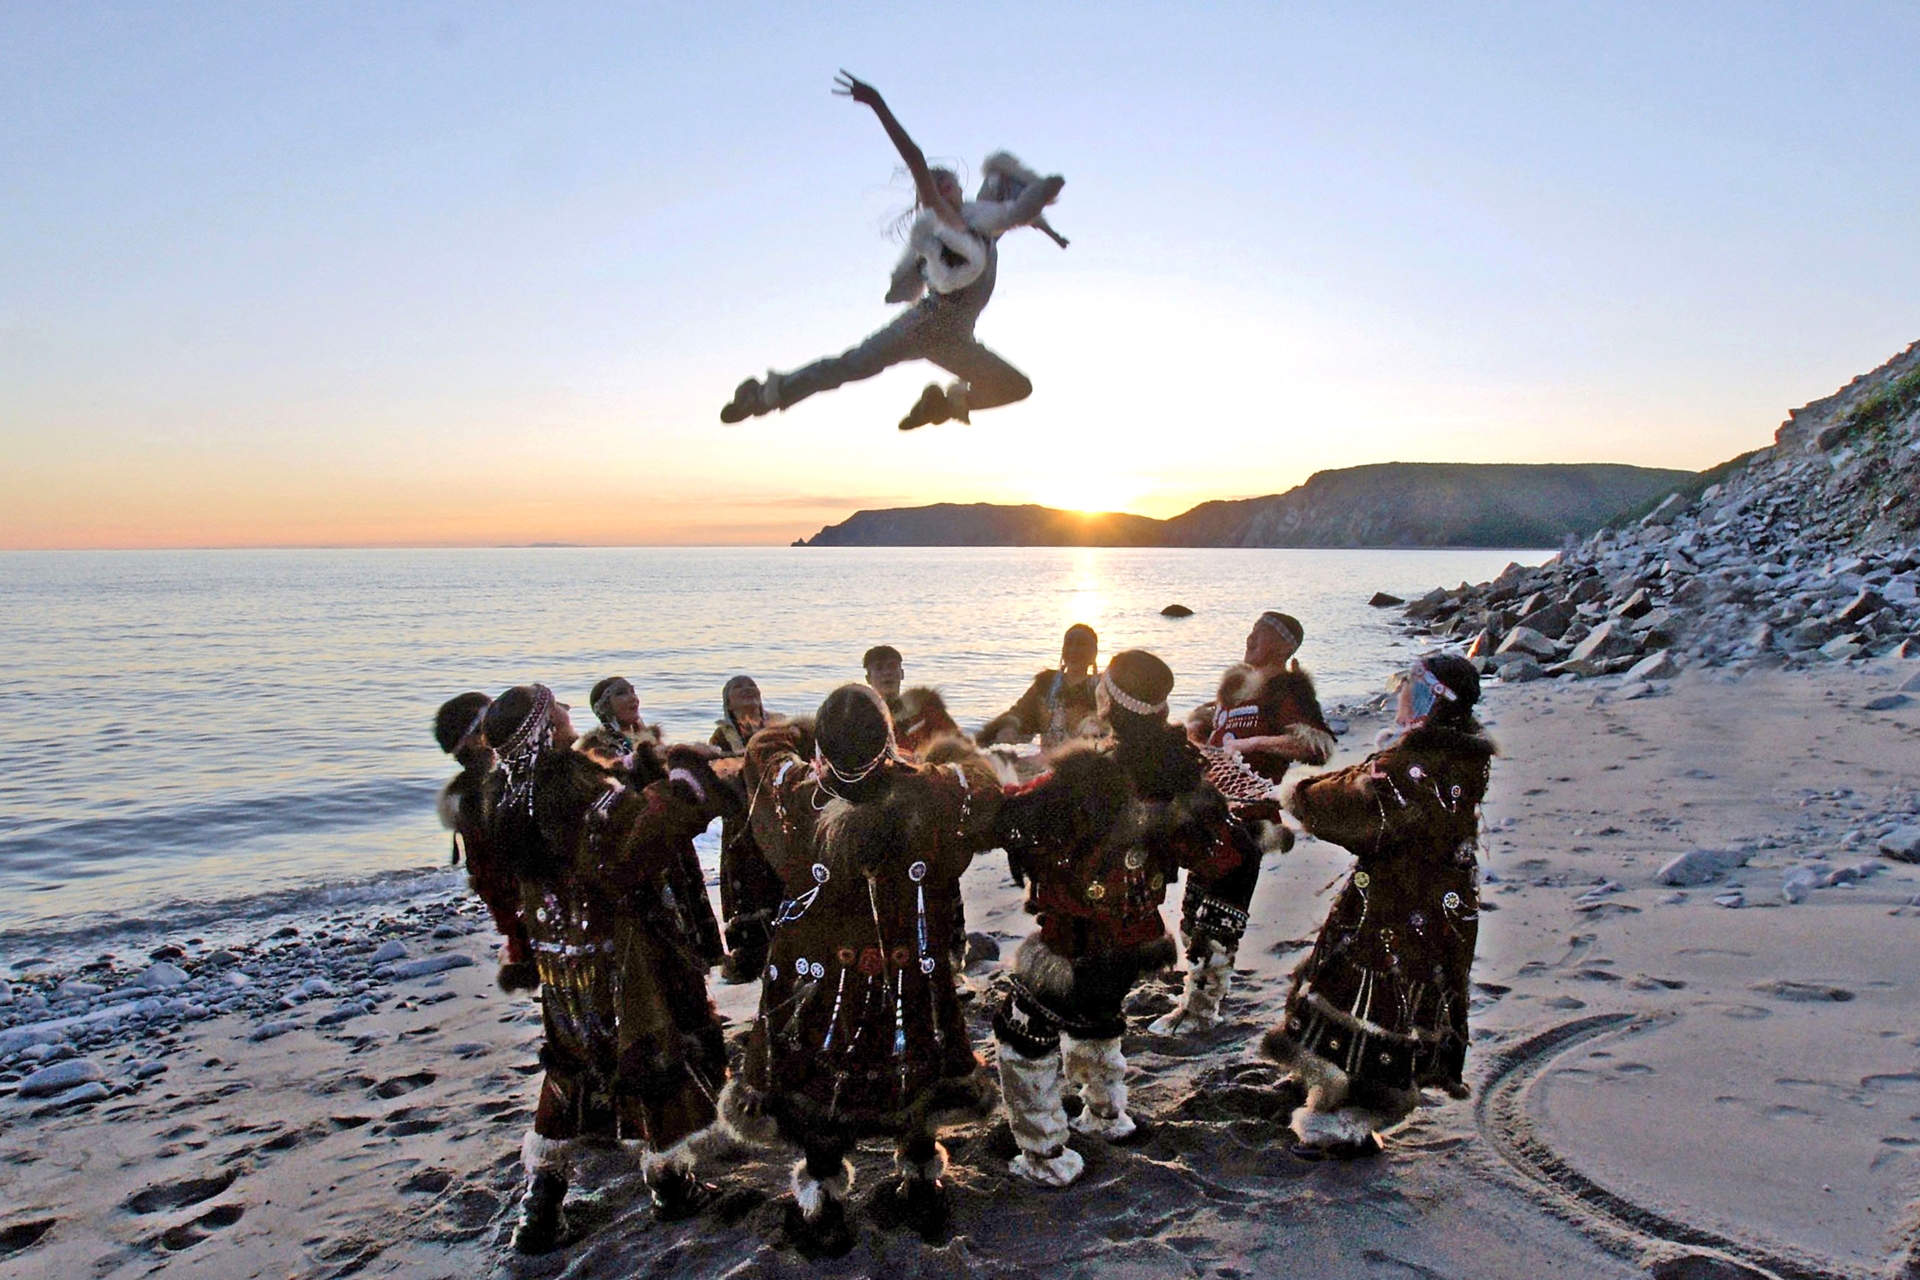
xmin=433 ymin=611 xmax=1496 ymax=1257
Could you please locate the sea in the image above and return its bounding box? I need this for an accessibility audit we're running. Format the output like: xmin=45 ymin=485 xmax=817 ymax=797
xmin=0 ymin=547 xmax=1549 ymax=944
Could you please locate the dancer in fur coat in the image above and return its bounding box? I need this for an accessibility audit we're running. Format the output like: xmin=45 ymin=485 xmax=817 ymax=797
xmin=990 ymin=650 xmax=1254 ymax=1187
xmin=1154 ymin=611 xmax=1335 ymax=1036
xmin=483 ymin=685 xmax=741 ymax=1253
xmin=710 ymin=676 xmax=786 ymax=984
xmin=1261 ymin=654 xmax=1494 ymax=1159
xmin=976 ymin=623 xmax=1104 ymax=753
xmin=729 ymin=685 xmax=1003 ymax=1256
xmin=720 ymin=71 xmax=1065 ymax=432
xmin=433 ymin=692 xmax=536 ymax=992
xmin=576 ymin=675 xmax=724 ymax=969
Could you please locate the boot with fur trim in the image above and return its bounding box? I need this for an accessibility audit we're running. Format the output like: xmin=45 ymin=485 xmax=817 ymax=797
xmin=637 ymin=1139 xmax=718 ymax=1221
xmin=511 ymin=1130 xmax=573 ymax=1255
xmin=866 ymin=1141 xmax=951 ymax=1241
xmin=783 ymin=1156 xmax=856 ymax=1258
xmin=996 ymin=1044 xmax=1085 ymax=1187
xmin=1148 ymin=939 xmax=1234 ymax=1036
xmin=1063 ymin=1035 xmax=1137 ymax=1140
xmin=1289 ymin=1104 xmax=1384 ymax=1160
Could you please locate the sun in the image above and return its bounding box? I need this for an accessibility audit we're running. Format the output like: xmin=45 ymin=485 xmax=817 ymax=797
xmin=1030 ymin=475 xmax=1148 ymax=515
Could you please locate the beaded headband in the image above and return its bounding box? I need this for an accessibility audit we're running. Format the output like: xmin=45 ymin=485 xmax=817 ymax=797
xmin=1101 ymin=669 xmax=1167 ymax=718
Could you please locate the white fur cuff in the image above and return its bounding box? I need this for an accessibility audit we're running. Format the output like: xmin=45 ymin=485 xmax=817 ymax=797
xmin=522 ymin=1129 xmax=574 ymax=1175
xmin=791 ymin=1157 xmax=853 ymax=1221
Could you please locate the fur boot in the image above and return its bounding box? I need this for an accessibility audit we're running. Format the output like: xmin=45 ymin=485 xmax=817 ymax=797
xmin=511 ymin=1131 xmax=572 ymax=1253
xmin=867 ymin=1140 xmax=951 ymax=1241
xmin=1148 ymin=938 xmax=1234 ymax=1035
xmin=784 ymin=1155 xmax=857 ymax=1258
xmin=996 ymin=1043 xmax=1085 ymax=1187
xmin=1063 ymin=1034 xmax=1136 ymax=1140
xmin=634 ymin=1129 xmax=722 ymax=1221
xmin=1289 ymin=1104 xmax=1385 ymax=1159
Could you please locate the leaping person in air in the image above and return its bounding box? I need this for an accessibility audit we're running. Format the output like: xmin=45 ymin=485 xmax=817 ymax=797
xmin=720 ymin=71 xmax=1066 ymax=432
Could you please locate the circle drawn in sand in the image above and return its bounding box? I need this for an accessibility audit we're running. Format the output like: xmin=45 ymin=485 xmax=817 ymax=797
xmin=1476 ymin=1014 xmax=1881 ymax=1280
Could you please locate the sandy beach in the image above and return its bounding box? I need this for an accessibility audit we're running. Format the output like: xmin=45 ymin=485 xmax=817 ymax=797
xmin=3 ymin=655 xmax=1917 ymax=1280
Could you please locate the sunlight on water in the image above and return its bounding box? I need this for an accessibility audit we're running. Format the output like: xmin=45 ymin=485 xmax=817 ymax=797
xmin=0 ymin=546 xmax=1546 ymax=935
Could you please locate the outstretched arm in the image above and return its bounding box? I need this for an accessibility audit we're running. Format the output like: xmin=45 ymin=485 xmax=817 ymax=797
xmin=834 ymin=71 xmax=965 ymax=230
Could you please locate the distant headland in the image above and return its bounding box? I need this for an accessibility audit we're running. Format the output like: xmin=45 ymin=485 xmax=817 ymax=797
xmin=794 ymin=462 xmax=1695 ymax=549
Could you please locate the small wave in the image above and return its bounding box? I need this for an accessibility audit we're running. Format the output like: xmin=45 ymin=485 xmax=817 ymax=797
xmin=0 ymin=776 xmax=440 ymax=880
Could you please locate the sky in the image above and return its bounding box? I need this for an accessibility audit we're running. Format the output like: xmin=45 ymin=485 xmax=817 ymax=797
xmin=3 ymin=2 xmax=1917 ymax=549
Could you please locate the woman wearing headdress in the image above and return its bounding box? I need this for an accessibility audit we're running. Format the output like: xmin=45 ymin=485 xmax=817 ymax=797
xmin=988 ymin=649 xmax=1254 ymax=1187
xmin=483 ymin=684 xmax=742 ymax=1253
xmin=1261 ymin=653 xmax=1495 ymax=1160
xmin=575 ymin=675 xmax=666 ymax=768
xmin=720 ymin=72 xmax=1066 ymax=433
xmin=710 ymin=676 xmax=785 ymax=984
xmin=577 ymin=675 xmax=724 ymax=968
xmin=725 ymin=684 xmax=1003 ymax=1255
xmin=434 ymin=692 xmax=537 ymax=992
xmin=976 ymin=623 xmax=1104 ymax=754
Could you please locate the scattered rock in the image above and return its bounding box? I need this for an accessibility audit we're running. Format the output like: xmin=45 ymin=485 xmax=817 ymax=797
xmin=136 ymin=962 xmax=190 ymax=990
xmin=1655 ymin=849 xmax=1749 ymax=887
xmin=377 ymin=954 xmax=476 ymax=981
xmin=1865 ymin=693 xmax=1911 ymax=711
xmin=249 ymin=1019 xmax=302 ymax=1042
xmin=1626 ymin=651 xmax=1679 ymax=682
xmin=1367 ymin=592 xmax=1404 ymax=608
xmin=963 ymin=932 xmax=1001 ymax=967
xmin=1496 ymin=626 xmax=1558 ymax=660
xmin=16 ymin=1058 xmax=105 ymax=1098
xmin=370 ymin=940 xmax=410 ymax=964
xmin=1781 ymin=867 xmax=1821 ymax=904
xmin=1159 ymin=604 xmax=1194 ymax=618
xmin=1878 ymin=826 xmax=1920 ymax=863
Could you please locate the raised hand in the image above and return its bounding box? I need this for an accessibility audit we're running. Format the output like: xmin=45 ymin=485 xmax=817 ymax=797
xmin=832 ymin=69 xmax=882 ymax=108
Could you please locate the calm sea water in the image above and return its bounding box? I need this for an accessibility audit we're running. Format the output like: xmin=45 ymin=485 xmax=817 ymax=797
xmin=0 ymin=547 xmax=1546 ymax=939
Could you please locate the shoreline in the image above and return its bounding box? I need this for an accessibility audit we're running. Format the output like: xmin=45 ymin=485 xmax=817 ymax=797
xmin=5 ymin=657 xmax=1919 ymax=1278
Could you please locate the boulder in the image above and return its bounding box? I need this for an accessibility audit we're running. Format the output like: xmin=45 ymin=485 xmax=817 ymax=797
xmin=1495 ymin=626 xmax=1557 ymax=660
xmin=1611 ymin=587 xmax=1655 ymax=620
xmin=1655 ymin=848 xmax=1749 ymax=887
xmin=1781 ymin=866 xmax=1821 ymax=904
xmin=370 ymin=940 xmax=410 ymax=964
xmin=1833 ymin=588 xmax=1888 ymax=625
xmin=1516 ymin=600 xmax=1575 ymax=638
xmin=1786 ymin=620 xmax=1834 ymax=651
xmin=1626 ymin=650 xmax=1679 ymax=682
xmin=1567 ymin=576 xmax=1608 ymax=604
xmin=1639 ymin=493 xmax=1686 ymax=526
xmin=1567 ymin=619 xmax=1638 ymax=664
xmin=1879 ymin=826 xmax=1920 ymax=863
xmin=1403 ymin=588 xmax=1454 ymax=621
xmin=1492 ymin=655 xmax=1546 ymax=682
xmin=1160 ymin=604 xmax=1194 ymax=618
xmin=1819 ymin=634 xmax=1865 ymax=661
xmin=1897 ymin=640 xmax=1920 ymax=663
xmin=1367 ymin=592 xmax=1404 ymax=608
xmin=1864 ymin=693 xmax=1911 ymax=711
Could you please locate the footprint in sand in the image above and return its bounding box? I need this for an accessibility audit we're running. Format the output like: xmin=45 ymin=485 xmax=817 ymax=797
xmin=124 ymin=1170 xmax=238 ymax=1215
xmin=371 ymin=1070 xmax=437 ymax=1099
xmin=1750 ymin=979 xmax=1855 ymax=1003
xmin=0 ymin=1219 xmax=57 ymax=1259
xmin=375 ymin=1106 xmax=446 ymax=1137
xmin=152 ymin=1203 xmax=243 ymax=1253
xmin=1613 ymin=1062 xmax=1655 ymax=1076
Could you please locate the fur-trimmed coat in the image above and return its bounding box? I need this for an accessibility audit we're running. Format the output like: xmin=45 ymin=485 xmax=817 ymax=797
xmin=739 ymin=723 xmax=1003 ymax=1136
xmin=1189 ymin=661 xmax=1335 ymax=784
xmin=486 ymin=749 xmax=733 ymax=1150
xmin=438 ymin=757 xmax=530 ymax=963
xmin=976 ymin=669 xmax=1102 ymax=751
xmin=1263 ymin=719 xmax=1495 ymax=1100
xmin=993 ymin=740 xmax=1249 ymax=1006
xmin=892 ymin=686 xmax=963 ymax=757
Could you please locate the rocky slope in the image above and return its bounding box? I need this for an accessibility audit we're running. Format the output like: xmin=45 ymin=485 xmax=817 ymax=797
xmin=798 ymin=463 xmax=1692 ymax=548
xmin=1399 ymin=340 xmax=1920 ymax=683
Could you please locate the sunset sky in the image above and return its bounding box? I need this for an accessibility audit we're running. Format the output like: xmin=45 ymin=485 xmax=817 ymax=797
xmin=4 ymin=3 xmax=1917 ymax=548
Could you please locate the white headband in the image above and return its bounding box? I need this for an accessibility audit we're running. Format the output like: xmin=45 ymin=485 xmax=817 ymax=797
xmin=1101 ymin=669 xmax=1167 ymax=717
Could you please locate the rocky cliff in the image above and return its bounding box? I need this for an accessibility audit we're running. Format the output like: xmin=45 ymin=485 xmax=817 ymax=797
xmin=797 ymin=463 xmax=1692 ymax=548
xmin=1400 ymin=340 xmax=1920 ymax=683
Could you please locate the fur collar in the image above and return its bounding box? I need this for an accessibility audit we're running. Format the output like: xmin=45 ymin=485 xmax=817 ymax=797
xmin=1214 ymin=660 xmax=1318 ymax=708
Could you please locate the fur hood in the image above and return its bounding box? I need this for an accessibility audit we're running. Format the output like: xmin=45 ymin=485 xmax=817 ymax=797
xmin=1397 ymin=717 xmax=1498 ymax=762
xmin=896 ymin=685 xmax=962 ymax=753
